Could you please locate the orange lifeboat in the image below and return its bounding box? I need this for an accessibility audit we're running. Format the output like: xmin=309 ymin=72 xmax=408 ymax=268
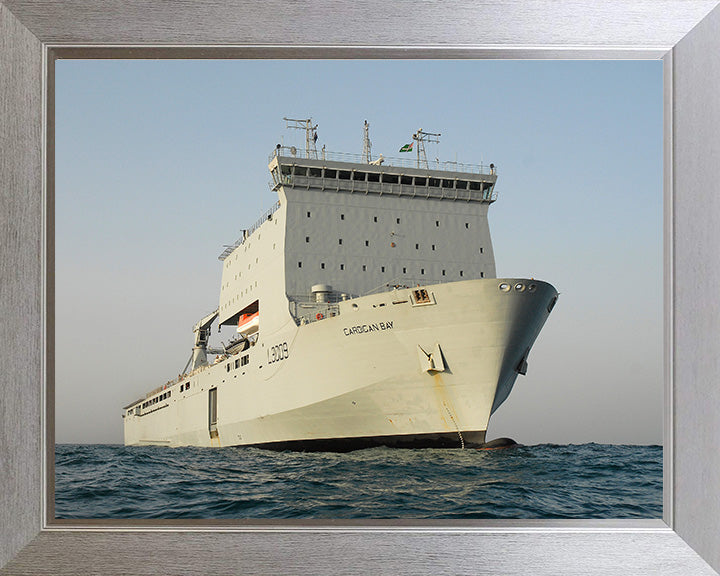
xmin=237 ymin=311 xmax=259 ymax=336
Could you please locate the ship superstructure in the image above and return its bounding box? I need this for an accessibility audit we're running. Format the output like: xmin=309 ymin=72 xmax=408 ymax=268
xmin=123 ymin=120 xmax=557 ymax=449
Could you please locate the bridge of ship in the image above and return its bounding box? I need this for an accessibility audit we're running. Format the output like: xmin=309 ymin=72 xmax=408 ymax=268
xmin=267 ymin=147 xmax=498 ymax=203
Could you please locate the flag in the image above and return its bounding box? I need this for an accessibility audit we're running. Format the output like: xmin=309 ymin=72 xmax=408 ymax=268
xmin=399 ymin=143 xmax=413 ymax=152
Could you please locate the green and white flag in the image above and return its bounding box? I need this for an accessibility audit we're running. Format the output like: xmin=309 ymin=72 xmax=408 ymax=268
xmin=399 ymin=143 xmax=413 ymax=152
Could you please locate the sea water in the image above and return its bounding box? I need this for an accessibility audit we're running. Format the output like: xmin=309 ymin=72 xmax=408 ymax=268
xmin=54 ymin=443 xmax=661 ymax=519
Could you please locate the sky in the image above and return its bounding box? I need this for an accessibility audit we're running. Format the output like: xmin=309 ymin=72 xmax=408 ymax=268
xmin=55 ymin=59 xmax=663 ymax=446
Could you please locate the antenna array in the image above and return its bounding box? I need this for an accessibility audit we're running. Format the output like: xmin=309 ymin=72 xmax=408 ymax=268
xmin=283 ymin=117 xmax=319 ymax=159
xmin=412 ymin=128 xmax=441 ymax=169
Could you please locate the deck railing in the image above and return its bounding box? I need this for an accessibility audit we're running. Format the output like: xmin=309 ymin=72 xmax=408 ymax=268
xmin=269 ymin=146 xmax=496 ymax=175
xmin=218 ymin=201 xmax=281 ymax=261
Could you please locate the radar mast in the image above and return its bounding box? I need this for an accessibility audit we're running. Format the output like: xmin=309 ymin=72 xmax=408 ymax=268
xmin=412 ymin=128 xmax=441 ymax=169
xmin=283 ymin=117 xmax=318 ymax=159
xmin=362 ymin=120 xmax=372 ymax=163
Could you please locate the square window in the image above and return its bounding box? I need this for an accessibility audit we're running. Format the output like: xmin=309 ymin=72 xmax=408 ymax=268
xmin=435 ymin=221 xmax=439 ymax=227
xmin=481 ymin=272 xmax=484 ymax=278
xmin=403 ymin=267 xmax=406 ymax=273
xmin=480 ymin=247 xmax=484 ymax=254
xmin=340 ymin=264 xmax=344 ymax=270
xmin=307 ymin=211 xmax=311 ymax=218
xmin=465 ymin=223 xmax=469 ymax=229
xmin=305 ymin=236 xmax=309 ymax=243
xmin=442 ymin=270 xmax=446 ymax=276
xmin=365 ymin=240 xmax=369 ymax=247
xmin=421 ymin=268 xmax=425 ymax=275
xmin=341 ymin=214 xmax=345 ymax=220
xmin=362 ymin=265 xmax=367 ymax=271
xmin=432 ymin=244 xmax=436 ymax=251
xmin=321 ymin=263 xmax=325 ymax=269
xmin=396 ymin=218 xmax=400 ymax=224
xmin=415 ymin=243 xmax=419 ymax=250
xmin=298 ymin=261 xmax=302 ymax=268
xmin=339 ymin=239 xmax=343 ymax=245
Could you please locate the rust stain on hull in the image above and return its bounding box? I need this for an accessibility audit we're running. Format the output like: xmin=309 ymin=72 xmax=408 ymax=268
xmin=432 ymin=372 xmax=455 ymax=431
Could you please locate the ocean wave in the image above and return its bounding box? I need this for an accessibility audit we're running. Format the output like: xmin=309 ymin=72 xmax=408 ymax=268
xmin=55 ymin=443 xmax=662 ymax=519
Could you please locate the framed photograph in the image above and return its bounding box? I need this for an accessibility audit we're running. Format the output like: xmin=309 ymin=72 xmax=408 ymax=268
xmin=2 ymin=1 xmax=720 ymax=574
xmin=51 ymin=58 xmax=663 ymax=521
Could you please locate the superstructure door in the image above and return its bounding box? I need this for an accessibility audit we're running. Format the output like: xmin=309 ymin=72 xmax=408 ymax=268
xmin=208 ymin=387 xmax=218 ymax=440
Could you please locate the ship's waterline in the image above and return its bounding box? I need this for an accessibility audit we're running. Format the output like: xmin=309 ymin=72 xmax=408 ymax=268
xmin=123 ymin=122 xmax=557 ymax=450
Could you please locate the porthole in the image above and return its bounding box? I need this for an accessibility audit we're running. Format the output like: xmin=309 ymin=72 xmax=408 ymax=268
xmin=528 ymin=284 xmax=537 ymax=292
xmin=499 ymin=283 xmax=511 ymax=292
xmin=515 ymin=283 xmax=525 ymax=292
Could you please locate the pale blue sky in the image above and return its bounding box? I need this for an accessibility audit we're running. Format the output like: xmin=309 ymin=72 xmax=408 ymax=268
xmin=55 ymin=59 xmax=663 ymax=445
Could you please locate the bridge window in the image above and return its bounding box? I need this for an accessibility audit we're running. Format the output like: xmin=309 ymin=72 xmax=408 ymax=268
xmin=294 ymin=166 xmax=307 ymax=176
xmin=414 ymin=177 xmax=426 ymax=186
xmin=469 ymin=181 xmax=482 ymax=191
xmin=457 ymin=180 xmax=468 ymax=190
xmin=367 ymin=172 xmax=380 ymax=182
xmin=339 ymin=170 xmax=351 ymax=180
xmin=401 ymin=175 xmax=412 ymax=185
xmin=442 ymin=179 xmax=454 ymax=188
xmin=325 ymin=169 xmax=337 ymax=178
xmin=383 ymin=174 xmax=399 ymax=184
xmin=352 ymin=171 xmax=366 ymax=181
xmin=309 ymin=167 xmax=322 ymax=177
xmin=429 ymin=178 xmax=440 ymax=187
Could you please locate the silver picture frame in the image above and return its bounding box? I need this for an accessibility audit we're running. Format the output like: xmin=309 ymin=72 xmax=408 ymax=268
xmin=2 ymin=1 xmax=720 ymax=574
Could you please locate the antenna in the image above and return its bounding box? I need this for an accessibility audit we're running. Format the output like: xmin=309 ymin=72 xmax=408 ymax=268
xmin=362 ymin=120 xmax=372 ymax=163
xmin=283 ymin=117 xmax=319 ymax=159
xmin=412 ymin=128 xmax=441 ymax=169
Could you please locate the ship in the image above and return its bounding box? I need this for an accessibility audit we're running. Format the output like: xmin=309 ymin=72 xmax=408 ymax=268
xmin=122 ymin=118 xmax=558 ymax=450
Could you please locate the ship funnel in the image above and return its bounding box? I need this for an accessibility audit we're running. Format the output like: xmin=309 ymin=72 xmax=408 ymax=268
xmin=311 ymin=284 xmax=333 ymax=303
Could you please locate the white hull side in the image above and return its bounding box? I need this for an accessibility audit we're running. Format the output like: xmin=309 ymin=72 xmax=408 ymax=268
xmin=123 ymin=278 xmax=556 ymax=449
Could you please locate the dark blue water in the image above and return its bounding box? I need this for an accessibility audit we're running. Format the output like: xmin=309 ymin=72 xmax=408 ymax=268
xmin=55 ymin=443 xmax=662 ymax=519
